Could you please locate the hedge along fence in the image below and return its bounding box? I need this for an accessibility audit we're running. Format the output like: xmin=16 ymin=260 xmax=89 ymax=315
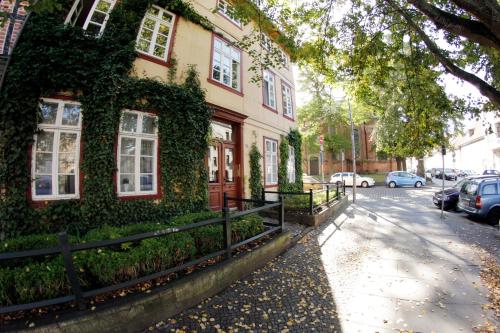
xmin=263 ymin=183 xmax=344 ymax=215
xmin=0 ymin=0 xmax=216 ymax=239
xmin=0 ymin=205 xmax=283 ymax=311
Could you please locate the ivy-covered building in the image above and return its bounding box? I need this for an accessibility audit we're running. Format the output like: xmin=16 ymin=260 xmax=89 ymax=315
xmin=0 ymin=0 xmax=301 ymax=237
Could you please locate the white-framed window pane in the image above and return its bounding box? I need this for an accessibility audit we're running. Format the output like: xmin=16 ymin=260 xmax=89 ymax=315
xmin=58 ymin=175 xmax=76 ymax=194
xmin=120 ymin=174 xmax=135 ymax=192
xmin=136 ymin=6 xmax=175 ymax=60
xmin=62 ymin=104 xmax=81 ymax=126
xmin=211 ymin=37 xmax=241 ymax=91
xmin=35 ymin=176 xmax=53 ymax=196
xmin=120 ymin=156 xmax=135 ymax=173
xmin=121 ymin=112 xmax=138 ymax=132
xmin=33 ymin=99 xmax=81 ymax=200
xmin=118 ymin=111 xmax=157 ymax=196
xmin=40 ymin=103 xmax=58 ymax=124
xmin=36 ymin=153 xmax=53 ymax=174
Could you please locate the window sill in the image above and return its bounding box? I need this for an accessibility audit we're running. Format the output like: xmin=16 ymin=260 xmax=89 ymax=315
xmin=118 ymin=193 xmax=160 ymax=200
xmin=283 ymin=114 xmax=294 ymax=122
xmin=265 ymin=183 xmax=278 ymax=188
xmin=207 ymin=78 xmax=244 ymax=97
xmin=137 ymin=52 xmax=172 ymax=67
xmin=262 ymin=103 xmax=278 ymax=113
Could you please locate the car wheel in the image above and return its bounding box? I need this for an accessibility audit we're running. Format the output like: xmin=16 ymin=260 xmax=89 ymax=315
xmin=361 ymin=181 xmax=368 ymax=188
xmin=486 ymin=208 xmax=500 ymax=226
xmin=388 ymin=181 xmax=396 ymax=188
xmin=336 ymin=181 xmax=342 ymax=186
xmin=415 ymin=181 xmax=422 ymax=188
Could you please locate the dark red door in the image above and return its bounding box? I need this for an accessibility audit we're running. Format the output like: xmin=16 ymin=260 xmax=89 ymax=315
xmin=208 ymin=141 xmax=238 ymax=211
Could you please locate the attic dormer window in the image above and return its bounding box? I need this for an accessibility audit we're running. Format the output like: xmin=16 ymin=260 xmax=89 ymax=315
xmin=65 ymin=0 xmax=117 ymax=35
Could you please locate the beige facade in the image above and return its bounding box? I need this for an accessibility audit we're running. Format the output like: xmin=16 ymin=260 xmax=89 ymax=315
xmin=133 ymin=0 xmax=297 ymax=199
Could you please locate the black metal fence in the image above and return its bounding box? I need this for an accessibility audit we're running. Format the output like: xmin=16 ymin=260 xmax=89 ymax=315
xmin=263 ymin=181 xmax=345 ymax=215
xmin=0 ymin=194 xmax=284 ymax=315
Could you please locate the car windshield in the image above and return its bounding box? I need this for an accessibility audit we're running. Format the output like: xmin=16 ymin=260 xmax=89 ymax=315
xmin=444 ymin=169 xmax=454 ymax=173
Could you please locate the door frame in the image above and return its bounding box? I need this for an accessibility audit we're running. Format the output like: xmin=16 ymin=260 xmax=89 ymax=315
xmin=207 ymin=104 xmax=247 ymax=211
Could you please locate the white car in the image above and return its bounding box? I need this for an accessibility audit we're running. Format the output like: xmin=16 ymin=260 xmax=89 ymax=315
xmin=330 ymin=172 xmax=375 ymax=188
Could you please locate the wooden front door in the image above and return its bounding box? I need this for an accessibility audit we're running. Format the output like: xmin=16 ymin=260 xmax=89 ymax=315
xmin=207 ymin=121 xmax=240 ymax=211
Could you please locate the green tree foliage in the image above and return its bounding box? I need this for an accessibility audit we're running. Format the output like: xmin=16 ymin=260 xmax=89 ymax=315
xmin=288 ymin=0 xmax=500 ymax=111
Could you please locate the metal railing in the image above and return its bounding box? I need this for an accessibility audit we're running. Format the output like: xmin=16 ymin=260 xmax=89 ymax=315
xmin=0 ymin=194 xmax=284 ymax=315
xmin=262 ymin=181 xmax=345 ymax=215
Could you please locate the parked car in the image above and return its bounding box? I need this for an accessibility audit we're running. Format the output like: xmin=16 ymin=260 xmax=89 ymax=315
xmin=483 ymin=169 xmax=499 ymax=175
xmin=425 ymin=169 xmax=432 ymax=181
xmin=330 ymin=172 xmax=375 ymax=188
xmin=457 ymin=170 xmax=475 ymax=177
xmin=458 ymin=177 xmax=500 ymax=225
xmin=385 ymin=171 xmax=426 ymax=188
xmin=434 ymin=168 xmax=457 ymax=181
xmin=432 ymin=175 xmax=498 ymax=211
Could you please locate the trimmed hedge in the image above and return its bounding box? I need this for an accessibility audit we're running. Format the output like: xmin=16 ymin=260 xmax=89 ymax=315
xmin=0 ymin=212 xmax=265 ymax=306
xmin=283 ymin=191 xmax=334 ymax=209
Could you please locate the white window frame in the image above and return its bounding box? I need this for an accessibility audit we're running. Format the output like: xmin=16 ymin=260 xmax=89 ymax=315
xmin=265 ymin=138 xmax=278 ymax=185
xmin=65 ymin=0 xmax=117 ymax=35
xmin=135 ymin=6 xmax=176 ymax=61
xmin=280 ymin=50 xmax=289 ymax=67
xmin=117 ymin=110 xmax=158 ymax=197
xmin=261 ymin=33 xmax=272 ymax=51
xmin=287 ymin=145 xmax=295 ymax=183
xmin=282 ymin=82 xmax=293 ymax=118
xmin=217 ymin=0 xmax=241 ymax=27
xmin=211 ymin=36 xmax=241 ymax=91
xmin=32 ymin=98 xmax=82 ymax=201
xmin=263 ymin=70 xmax=276 ymax=109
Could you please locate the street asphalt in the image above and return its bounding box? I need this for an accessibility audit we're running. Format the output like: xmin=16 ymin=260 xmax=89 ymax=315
xmin=146 ymin=185 xmax=499 ymax=333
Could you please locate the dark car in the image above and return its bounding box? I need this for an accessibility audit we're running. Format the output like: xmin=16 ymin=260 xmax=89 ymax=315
xmin=434 ymin=168 xmax=457 ymax=181
xmin=433 ymin=175 xmax=499 ymax=211
xmin=483 ymin=169 xmax=499 ymax=175
xmin=458 ymin=177 xmax=500 ymax=225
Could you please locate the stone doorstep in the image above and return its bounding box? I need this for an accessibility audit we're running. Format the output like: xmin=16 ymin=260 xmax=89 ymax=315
xmin=8 ymin=231 xmax=293 ymax=333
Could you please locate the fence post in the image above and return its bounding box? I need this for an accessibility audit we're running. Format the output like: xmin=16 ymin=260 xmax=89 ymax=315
xmin=326 ymin=185 xmax=329 ymax=204
xmin=278 ymin=195 xmax=285 ymax=232
xmin=309 ymin=188 xmax=313 ymax=215
xmin=261 ymin=187 xmax=265 ymax=205
xmin=223 ymin=192 xmax=232 ymax=260
xmin=343 ymin=180 xmax=346 ymax=195
xmin=337 ymin=182 xmax=340 ymax=200
xmin=58 ymin=232 xmax=85 ymax=310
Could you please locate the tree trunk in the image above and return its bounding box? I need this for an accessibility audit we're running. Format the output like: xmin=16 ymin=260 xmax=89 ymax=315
xmin=396 ymin=157 xmax=402 ymax=170
xmin=402 ymin=158 xmax=407 ymax=171
xmin=416 ymin=158 xmax=425 ymax=177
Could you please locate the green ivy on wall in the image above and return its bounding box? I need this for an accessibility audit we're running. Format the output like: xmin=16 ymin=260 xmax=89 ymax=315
xmin=278 ymin=129 xmax=303 ymax=192
xmin=248 ymin=143 xmax=263 ymax=201
xmin=0 ymin=0 xmax=214 ymax=239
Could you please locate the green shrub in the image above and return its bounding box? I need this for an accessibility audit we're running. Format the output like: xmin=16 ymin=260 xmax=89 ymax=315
xmin=0 ymin=212 xmax=265 ymax=306
xmin=283 ymin=191 xmax=334 ymax=209
xmin=0 ymin=257 xmax=69 ymax=306
xmin=79 ymin=223 xmax=196 ymax=285
xmin=170 ymin=211 xmax=223 ymax=255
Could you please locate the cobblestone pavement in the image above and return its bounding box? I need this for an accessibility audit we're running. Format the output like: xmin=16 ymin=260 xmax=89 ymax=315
xmin=146 ymin=186 xmax=499 ymax=333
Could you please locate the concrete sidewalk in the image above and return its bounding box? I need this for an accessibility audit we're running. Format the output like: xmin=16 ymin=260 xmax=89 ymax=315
xmin=147 ymin=187 xmax=499 ymax=333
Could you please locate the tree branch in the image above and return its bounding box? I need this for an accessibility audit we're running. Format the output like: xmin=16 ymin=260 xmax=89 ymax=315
xmin=449 ymin=0 xmax=500 ymax=40
xmin=407 ymin=0 xmax=500 ymax=51
xmin=387 ymin=0 xmax=500 ymax=109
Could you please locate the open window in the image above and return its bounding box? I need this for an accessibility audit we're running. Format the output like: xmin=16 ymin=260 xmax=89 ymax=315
xmin=65 ymin=0 xmax=117 ymax=35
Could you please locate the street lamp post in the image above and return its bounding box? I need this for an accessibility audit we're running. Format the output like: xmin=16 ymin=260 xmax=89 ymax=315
xmin=349 ymin=100 xmax=356 ymax=203
xmin=441 ymin=145 xmax=446 ymax=219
